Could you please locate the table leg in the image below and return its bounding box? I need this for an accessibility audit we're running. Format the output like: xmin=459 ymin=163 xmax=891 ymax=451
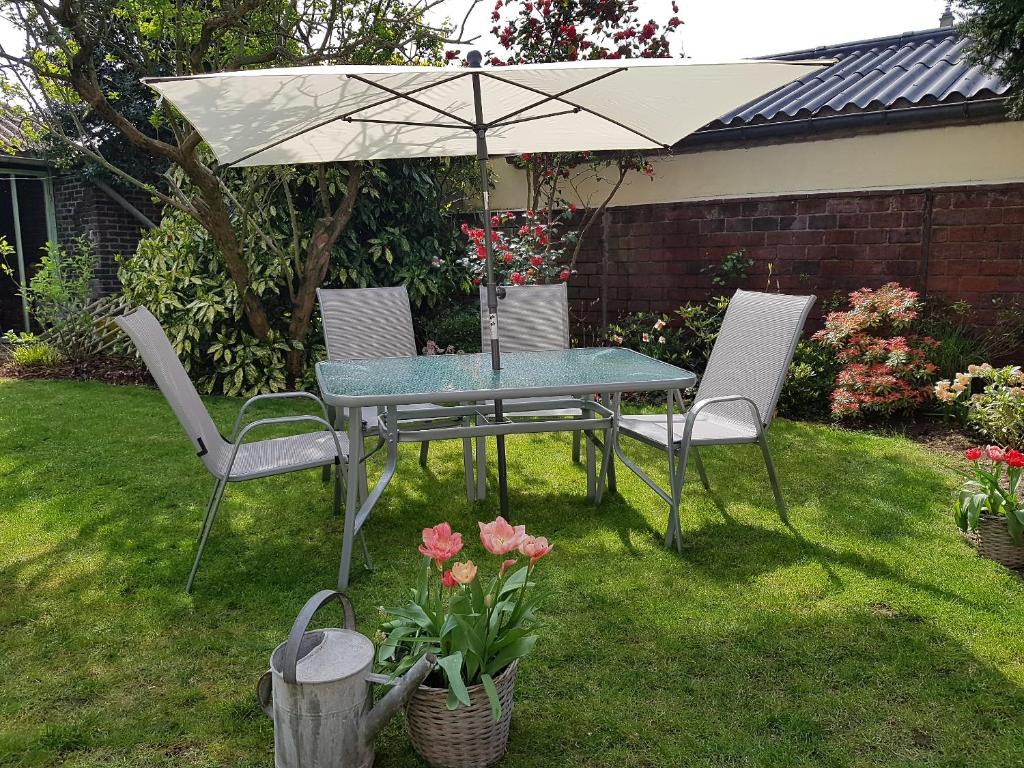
xmin=585 ymin=396 xmax=597 ymax=501
xmin=495 ymin=398 xmax=510 ymax=518
xmin=338 ymin=404 xmax=364 ymax=591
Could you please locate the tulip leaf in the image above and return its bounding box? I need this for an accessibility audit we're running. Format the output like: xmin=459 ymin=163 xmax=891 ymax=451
xmin=387 ymin=603 xmax=434 ymax=630
xmin=498 ymin=566 xmax=529 ymax=596
xmin=481 ymin=673 xmax=502 ymax=721
xmin=487 ymin=635 xmax=537 ymax=676
xmin=437 ymin=652 xmax=471 ymax=709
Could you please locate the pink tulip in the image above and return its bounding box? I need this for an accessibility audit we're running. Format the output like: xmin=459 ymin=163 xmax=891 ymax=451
xmin=450 ymin=560 xmax=478 ymax=585
xmin=986 ymin=446 xmax=1006 ymax=463
xmin=441 ymin=570 xmax=457 ymax=588
xmin=518 ymin=535 xmax=553 ymax=566
xmin=500 ymin=558 xmax=518 ymax=577
xmin=479 ymin=516 xmax=527 ymax=555
xmin=419 ymin=522 xmax=463 ymax=567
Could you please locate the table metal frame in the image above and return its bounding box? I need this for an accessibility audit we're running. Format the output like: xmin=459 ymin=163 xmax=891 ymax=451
xmin=316 ymin=349 xmax=695 ymax=589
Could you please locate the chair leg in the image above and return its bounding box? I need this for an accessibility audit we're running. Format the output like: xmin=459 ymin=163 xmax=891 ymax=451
xmin=572 ymin=429 xmax=581 ymax=463
xmin=321 ymin=464 xmax=332 ymax=483
xmin=693 ymin=447 xmax=711 ymax=492
xmin=758 ymin=434 xmax=789 ymax=524
xmin=664 ymin=443 xmax=688 ymax=553
xmin=334 ymin=464 xmax=343 ymax=516
xmin=419 ymin=441 xmax=430 ymax=468
xmin=462 ymin=428 xmax=476 ymax=502
xmin=186 ymin=476 xmax=228 ymax=593
xmin=475 ymin=433 xmax=487 ymax=501
xmin=360 ymin=532 xmax=374 ymax=571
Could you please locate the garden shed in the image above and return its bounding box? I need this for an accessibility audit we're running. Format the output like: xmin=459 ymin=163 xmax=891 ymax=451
xmin=0 ymin=113 xmax=158 ymax=333
xmin=489 ymin=21 xmax=1024 ymax=328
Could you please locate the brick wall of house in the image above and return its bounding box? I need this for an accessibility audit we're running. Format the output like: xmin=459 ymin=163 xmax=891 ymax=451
xmin=53 ymin=176 xmax=160 ymax=296
xmin=569 ymin=183 xmax=1024 ymax=328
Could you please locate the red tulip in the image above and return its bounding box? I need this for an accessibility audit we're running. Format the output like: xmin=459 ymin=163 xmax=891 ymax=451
xmin=964 ymin=447 xmax=983 ymax=461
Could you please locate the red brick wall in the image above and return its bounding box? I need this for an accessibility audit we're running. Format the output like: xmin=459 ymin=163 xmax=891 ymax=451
xmin=570 ymin=183 xmax=1024 ymax=328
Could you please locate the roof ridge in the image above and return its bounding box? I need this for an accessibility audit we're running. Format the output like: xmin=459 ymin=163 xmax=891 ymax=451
xmin=757 ymin=26 xmax=958 ymax=61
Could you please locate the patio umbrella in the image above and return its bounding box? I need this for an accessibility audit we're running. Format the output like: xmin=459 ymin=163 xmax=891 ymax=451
xmin=145 ymin=53 xmax=828 ymax=515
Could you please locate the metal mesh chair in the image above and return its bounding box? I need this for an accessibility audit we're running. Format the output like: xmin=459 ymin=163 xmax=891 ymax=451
xmin=317 ymin=287 xmax=473 ymax=494
xmin=616 ymin=290 xmax=815 ymax=550
xmin=116 ymin=306 xmax=348 ymax=592
xmin=475 ymin=283 xmax=591 ymax=498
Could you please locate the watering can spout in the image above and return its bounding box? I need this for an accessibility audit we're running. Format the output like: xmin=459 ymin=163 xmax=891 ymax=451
xmin=363 ymin=654 xmax=435 ymax=744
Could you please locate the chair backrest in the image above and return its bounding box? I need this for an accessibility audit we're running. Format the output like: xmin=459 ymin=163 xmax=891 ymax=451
xmin=317 ymin=286 xmax=418 ymax=361
xmin=115 ymin=307 xmax=227 ymax=475
xmin=479 ymin=283 xmax=570 ymax=352
xmin=695 ymin=289 xmax=815 ymax=428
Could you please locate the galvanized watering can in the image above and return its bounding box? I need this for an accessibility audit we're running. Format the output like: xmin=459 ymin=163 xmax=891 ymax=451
xmin=258 ymin=590 xmax=434 ymax=768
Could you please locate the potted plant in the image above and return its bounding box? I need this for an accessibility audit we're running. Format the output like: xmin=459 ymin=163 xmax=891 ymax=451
xmin=956 ymin=446 xmax=1024 ymax=569
xmin=376 ymin=516 xmax=553 ymax=768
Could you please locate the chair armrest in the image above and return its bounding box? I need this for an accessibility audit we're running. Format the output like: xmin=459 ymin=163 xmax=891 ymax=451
xmin=222 ymin=415 xmax=346 ymax=479
xmin=231 ymin=392 xmax=330 ymax=441
xmin=675 ymin=395 xmax=765 ymax=446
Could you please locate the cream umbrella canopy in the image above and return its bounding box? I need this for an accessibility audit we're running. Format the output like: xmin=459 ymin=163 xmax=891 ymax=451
xmin=145 ymin=53 xmax=828 ymax=515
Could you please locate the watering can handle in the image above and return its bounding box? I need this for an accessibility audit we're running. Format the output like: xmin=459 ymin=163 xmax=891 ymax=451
xmin=282 ymin=590 xmax=357 ymax=684
xmin=257 ymin=670 xmax=273 ymax=718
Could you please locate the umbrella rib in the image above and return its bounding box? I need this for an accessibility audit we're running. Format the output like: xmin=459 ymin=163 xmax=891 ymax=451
xmin=482 ymin=68 xmax=625 ymax=128
xmin=489 ymin=106 xmax=581 ymax=129
xmin=223 ymin=71 xmax=473 ymax=167
xmin=346 ymin=74 xmax=477 ymax=129
xmin=343 ymin=117 xmax=467 ymax=130
xmin=480 ymin=70 xmax=670 ymax=149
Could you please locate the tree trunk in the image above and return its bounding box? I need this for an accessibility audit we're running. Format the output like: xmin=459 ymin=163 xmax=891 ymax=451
xmin=181 ymin=157 xmax=273 ymax=341
xmin=285 ymin=163 xmax=363 ymax=378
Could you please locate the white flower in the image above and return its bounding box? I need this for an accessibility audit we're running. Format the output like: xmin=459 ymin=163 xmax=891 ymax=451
xmin=658 ymin=336 xmax=666 ymax=344
xmin=641 ymin=333 xmax=650 ymax=343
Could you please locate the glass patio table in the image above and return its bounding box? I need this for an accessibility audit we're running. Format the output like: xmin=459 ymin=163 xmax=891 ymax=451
xmin=316 ymin=347 xmax=696 ymax=588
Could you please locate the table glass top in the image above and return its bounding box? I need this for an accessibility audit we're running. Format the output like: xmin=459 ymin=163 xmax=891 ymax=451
xmin=316 ymin=347 xmax=695 ymax=405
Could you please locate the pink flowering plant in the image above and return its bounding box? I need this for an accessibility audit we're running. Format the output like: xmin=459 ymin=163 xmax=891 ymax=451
xmin=956 ymin=445 xmax=1024 ymax=543
xmin=813 ymin=283 xmax=938 ymax=418
xmin=376 ymin=517 xmax=552 ymax=719
xmin=456 ymin=209 xmax=573 ymax=286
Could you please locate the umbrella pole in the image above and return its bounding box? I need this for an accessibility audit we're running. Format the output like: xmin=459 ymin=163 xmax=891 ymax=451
xmin=470 ymin=53 xmax=510 ymax=518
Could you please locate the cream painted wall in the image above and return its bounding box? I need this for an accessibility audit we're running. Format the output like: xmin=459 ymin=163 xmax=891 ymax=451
xmin=487 ymin=121 xmax=1024 ymax=210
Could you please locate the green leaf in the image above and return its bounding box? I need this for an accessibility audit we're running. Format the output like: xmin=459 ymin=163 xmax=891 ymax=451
xmin=481 ymin=673 xmax=502 ymax=721
xmin=486 ymin=635 xmax=537 ymax=676
xmin=386 ymin=603 xmax=434 ymax=631
xmin=437 ymin=652 xmax=471 ymax=709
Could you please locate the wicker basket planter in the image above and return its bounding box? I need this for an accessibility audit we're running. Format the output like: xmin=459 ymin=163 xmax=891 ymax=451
xmin=405 ymin=660 xmax=518 ymax=768
xmin=973 ymin=515 xmax=1024 ymax=570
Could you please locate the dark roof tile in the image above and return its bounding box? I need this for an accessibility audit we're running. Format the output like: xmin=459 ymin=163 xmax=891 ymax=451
xmin=708 ymin=27 xmax=1008 ymax=130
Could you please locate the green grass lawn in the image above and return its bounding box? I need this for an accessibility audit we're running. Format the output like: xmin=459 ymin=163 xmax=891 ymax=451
xmin=2 ymin=378 xmax=1023 ymax=768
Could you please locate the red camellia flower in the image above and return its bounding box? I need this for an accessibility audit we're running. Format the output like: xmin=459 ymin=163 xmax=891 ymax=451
xmin=986 ymin=445 xmax=1006 ymax=463
xmin=964 ymin=447 xmax=983 ymax=461
xmin=510 ymin=271 xmax=525 ymax=285
xmin=503 ymin=252 xmax=514 ymax=264
xmin=1006 ymin=449 xmax=1024 ymax=468
xmin=559 ymin=269 xmax=571 ymax=281
xmin=530 ymin=256 xmax=543 ymax=267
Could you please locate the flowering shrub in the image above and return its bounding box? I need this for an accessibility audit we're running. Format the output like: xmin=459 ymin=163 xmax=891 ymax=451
xmin=956 ymin=445 xmax=1024 ymax=543
xmin=935 ymin=364 xmax=1024 ymax=448
xmin=813 ymin=283 xmax=938 ymax=418
xmin=376 ymin=517 xmax=552 ymax=719
xmin=606 ymin=296 xmax=731 ymax=374
xmin=457 ymin=209 xmax=573 ymax=286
